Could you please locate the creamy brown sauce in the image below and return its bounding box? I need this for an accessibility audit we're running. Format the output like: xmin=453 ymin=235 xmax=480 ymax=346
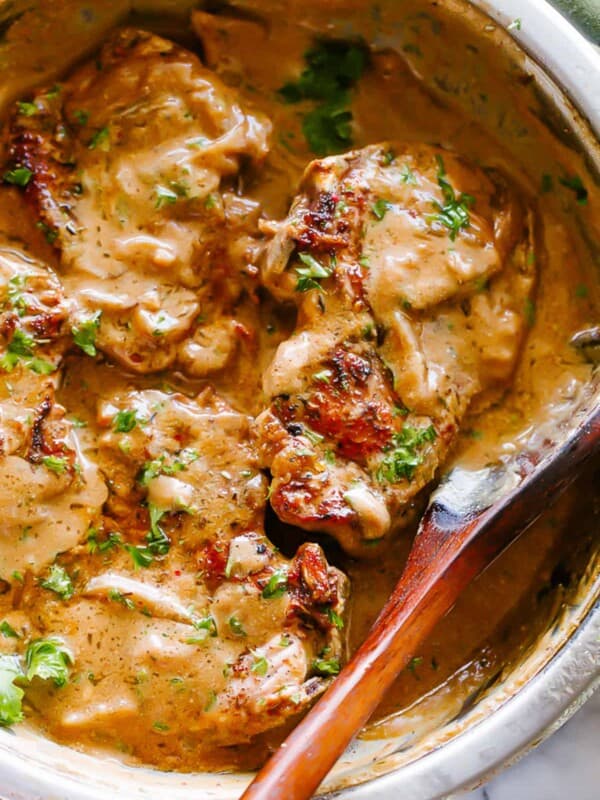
xmin=0 ymin=0 xmax=597 ymax=775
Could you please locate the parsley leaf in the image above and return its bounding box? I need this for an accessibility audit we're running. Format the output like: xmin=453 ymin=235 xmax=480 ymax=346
xmin=0 ymin=621 xmax=18 ymax=639
xmin=72 ymin=312 xmax=101 ymax=357
xmin=112 ymin=409 xmax=138 ymax=433
xmin=3 ymin=167 xmax=33 ymax=187
xmin=376 ymin=425 xmax=437 ymax=483
xmin=228 ymin=616 xmax=247 ymax=637
xmin=430 ymin=155 xmax=474 ymax=240
xmin=559 ymin=175 xmax=588 ymax=206
xmin=295 ymin=253 xmax=333 ymax=292
xmin=251 ymin=656 xmax=269 ymax=675
xmin=17 ymin=101 xmax=38 ymax=117
xmin=312 ymin=657 xmax=341 ymax=676
xmin=371 ymin=198 xmax=391 ymax=220
xmin=25 ymin=638 xmax=72 ymax=687
xmin=278 ymin=40 xmax=368 ymax=156
xmin=88 ymin=126 xmax=110 ymax=151
xmin=146 ymin=504 xmax=171 ymax=555
xmin=125 ymin=544 xmax=154 ymax=570
xmin=42 ymin=455 xmax=69 ymax=475
xmin=0 ymin=655 xmax=24 ymax=726
xmin=40 ymin=564 xmax=74 ymax=600
xmin=261 ymin=570 xmax=288 ymax=599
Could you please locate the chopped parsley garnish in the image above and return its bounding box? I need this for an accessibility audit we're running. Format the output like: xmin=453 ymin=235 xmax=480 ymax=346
xmin=138 ymin=450 xmax=198 ymax=486
xmin=73 ymin=109 xmax=89 ymax=126
xmin=327 ymin=608 xmax=344 ymax=629
xmin=278 ymin=39 xmax=368 ymax=156
xmin=72 ymin=312 xmax=101 ymax=357
xmin=0 ymin=656 xmax=24 ymax=726
xmin=407 ymin=656 xmax=424 ymax=675
xmin=312 ymin=657 xmax=341 ymax=676
xmin=145 ymin=504 xmax=171 ymax=556
xmin=0 ymin=621 xmax=18 ymax=639
xmin=40 ymin=564 xmax=73 ymax=600
xmin=191 ymin=615 xmax=218 ymax=640
xmin=507 ymin=17 xmax=522 ymax=31
xmin=42 ymin=455 xmax=69 ymax=475
xmin=399 ymin=163 xmax=417 ymax=184
xmin=228 ymin=616 xmax=247 ymax=637
xmin=0 ymin=329 xmax=53 ymax=375
xmin=430 ymin=155 xmax=475 ymax=240
xmin=154 ymin=185 xmax=179 ymax=208
xmin=125 ymin=544 xmax=154 ymax=570
xmin=371 ymin=198 xmax=392 ymax=220
xmin=36 ymin=221 xmax=58 ymax=244
xmin=87 ymin=527 xmax=121 ymax=554
xmin=559 ymin=175 xmax=588 ymax=206
xmin=261 ymin=570 xmax=288 ymax=599
xmin=108 ymin=589 xmax=135 ymax=611
xmin=112 ymin=409 xmax=139 ymax=433
xmin=88 ymin=126 xmax=110 ymax=151
xmin=295 ymin=252 xmax=333 ymax=292
xmin=17 ymin=101 xmax=37 ymax=117
xmin=376 ymin=425 xmax=437 ymax=483
xmin=25 ymin=638 xmax=72 ymax=687
xmin=251 ymin=656 xmax=269 ymax=676
xmin=152 ymin=720 xmax=169 ymax=732
xmin=3 ymin=167 xmax=33 ymax=187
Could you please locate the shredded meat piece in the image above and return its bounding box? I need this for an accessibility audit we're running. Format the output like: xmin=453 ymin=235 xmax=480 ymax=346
xmin=6 ymin=28 xmax=271 ymax=375
xmin=21 ymin=386 xmax=347 ymax=760
xmin=256 ymin=142 xmax=536 ymax=555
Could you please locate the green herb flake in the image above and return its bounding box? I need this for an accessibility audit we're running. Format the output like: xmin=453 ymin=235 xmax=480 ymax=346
xmin=575 ymin=284 xmax=589 ymax=299
xmin=25 ymin=638 xmax=72 ymax=687
xmin=295 ymin=252 xmax=333 ymax=292
xmin=72 ymin=312 xmax=101 ymax=357
xmin=371 ymin=198 xmax=391 ymax=220
xmin=154 ymin=185 xmax=179 ymax=208
xmin=42 ymin=455 xmax=69 ymax=475
xmin=152 ymin=720 xmax=170 ymax=732
xmin=73 ymin=109 xmax=89 ymax=126
xmin=88 ymin=126 xmax=110 ymax=151
xmin=327 ymin=608 xmax=344 ymax=629
xmin=0 ymin=655 xmax=24 ymax=726
xmin=407 ymin=656 xmax=423 ymax=675
xmin=251 ymin=656 xmax=269 ymax=676
xmin=3 ymin=167 xmax=33 ymax=187
xmin=17 ymin=101 xmax=38 ymax=117
xmin=376 ymin=425 xmax=437 ymax=484
xmin=125 ymin=544 xmax=154 ymax=570
xmin=228 ymin=616 xmax=247 ymax=637
xmin=0 ymin=621 xmax=18 ymax=639
xmin=311 ymin=657 xmax=341 ymax=676
xmin=559 ymin=175 xmax=588 ymax=206
xmin=399 ymin=163 xmax=417 ymax=184
xmin=261 ymin=570 xmax=288 ymax=599
xmin=277 ymin=40 xmax=367 ymax=156
xmin=40 ymin=564 xmax=73 ymax=599
xmin=36 ymin=221 xmax=58 ymax=244
xmin=507 ymin=17 xmax=522 ymax=31
xmin=146 ymin=504 xmax=171 ymax=555
xmin=112 ymin=409 xmax=138 ymax=433
xmin=430 ymin=155 xmax=474 ymax=240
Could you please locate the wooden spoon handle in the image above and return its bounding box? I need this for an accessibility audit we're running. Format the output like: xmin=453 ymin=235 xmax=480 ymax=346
xmin=241 ymin=404 xmax=600 ymax=800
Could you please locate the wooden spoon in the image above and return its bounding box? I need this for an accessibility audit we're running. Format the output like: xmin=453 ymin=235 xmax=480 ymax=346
xmin=241 ymin=397 xmax=600 ymax=800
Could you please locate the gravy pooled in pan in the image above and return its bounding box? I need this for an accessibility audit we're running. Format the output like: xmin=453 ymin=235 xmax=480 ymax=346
xmin=0 ymin=1 xmax=596 ymax=773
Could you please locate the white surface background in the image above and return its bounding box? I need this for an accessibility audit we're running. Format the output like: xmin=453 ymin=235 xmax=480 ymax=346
xmin=459 ymin=689 xmax=600 ymax=800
